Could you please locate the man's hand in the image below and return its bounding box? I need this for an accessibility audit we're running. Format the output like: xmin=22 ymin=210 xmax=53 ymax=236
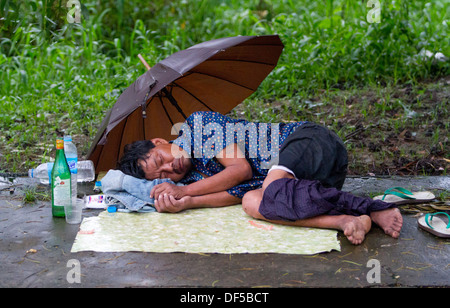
xmin=154 ymin=194 xmax=192 ymax=213
xmin=151 ymin=182 xmax=187 ymax=200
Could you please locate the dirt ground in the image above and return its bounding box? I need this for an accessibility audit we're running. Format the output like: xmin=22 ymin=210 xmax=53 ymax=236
xmin=58 ymin=75 xmax=450 ymax=179
xmin=1 ymin=77 xmax=447 ymax=178
xmin=231 ymin=76 xmax=450 ymax=177
xmin=336 ymin=78 xmax=450 ymax=177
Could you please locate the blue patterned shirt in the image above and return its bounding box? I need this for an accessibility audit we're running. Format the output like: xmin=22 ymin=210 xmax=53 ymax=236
xmin=172 ymin=111 xmax=306 ymax=198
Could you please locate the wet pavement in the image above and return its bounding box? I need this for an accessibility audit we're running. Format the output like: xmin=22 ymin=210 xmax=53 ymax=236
xmin=0 ymin=176 xmax=449 ymax=288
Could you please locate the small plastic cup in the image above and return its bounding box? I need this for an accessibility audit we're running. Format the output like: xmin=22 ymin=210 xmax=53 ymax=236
xmin=65 ymin=198 xmax=84 ymax=224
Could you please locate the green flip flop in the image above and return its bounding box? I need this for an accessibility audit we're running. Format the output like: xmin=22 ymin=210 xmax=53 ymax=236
xmin=417 ymin=212 xmax=450 ymax=238
xmin=373 ymin=187 xmax=435 ymax=205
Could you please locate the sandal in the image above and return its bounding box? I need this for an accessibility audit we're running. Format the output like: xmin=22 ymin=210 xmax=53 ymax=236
xmin=373 ymin=187 xmax=435 ymax=205
xmin=417 ymin=212 xmax=450 ymax=238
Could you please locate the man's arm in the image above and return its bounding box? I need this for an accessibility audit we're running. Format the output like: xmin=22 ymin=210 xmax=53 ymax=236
xmin=184 ymin=143 xmax=252 ymax=196
xmin=151 ymin=143 xmax=253 ymax=200
xmin=154 ymin=191 xmax=241 ymax=213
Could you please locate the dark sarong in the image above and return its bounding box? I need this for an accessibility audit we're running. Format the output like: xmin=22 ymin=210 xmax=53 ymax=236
xmin=278 ymin=123 xmax=348 ymax=190
xmin=259 ymin=178 xmax=396 ymax=222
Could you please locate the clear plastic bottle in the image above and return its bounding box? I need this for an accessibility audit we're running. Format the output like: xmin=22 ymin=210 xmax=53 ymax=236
xmin=64 ymin=135 xmax=78 ymax=202
xmin=29 ymin=160 xmax=95 ymax=184
xmin=28 ymin=162 xmax=54 ymax=185
xmin=76 ymin=160 xmax=96 ymax=183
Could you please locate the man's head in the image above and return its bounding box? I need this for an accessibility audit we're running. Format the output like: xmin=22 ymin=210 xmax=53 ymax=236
xmin=117 ymin=138 xmax=192 ymax=182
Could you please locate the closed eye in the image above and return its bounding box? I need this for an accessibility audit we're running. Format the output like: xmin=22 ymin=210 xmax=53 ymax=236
xmin=152 ymin=155 xmax=158 ymax=168
xmin=145 ymin=156 xmax=160 ymax=179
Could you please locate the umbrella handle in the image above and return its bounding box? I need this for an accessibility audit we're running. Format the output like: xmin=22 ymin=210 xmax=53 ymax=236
xmin=138 ymin=54 xmax=151 ymax=71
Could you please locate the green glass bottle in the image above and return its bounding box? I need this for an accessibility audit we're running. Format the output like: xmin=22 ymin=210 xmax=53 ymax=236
xmin=51 ymin=137 xmax=72 ymax=217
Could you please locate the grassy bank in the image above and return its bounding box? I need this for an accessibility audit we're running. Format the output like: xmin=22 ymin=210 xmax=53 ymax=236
xmin=0 ymin=0 xmax=448 ymax=174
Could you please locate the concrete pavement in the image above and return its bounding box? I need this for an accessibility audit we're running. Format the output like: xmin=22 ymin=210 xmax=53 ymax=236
xmin=0 ymin=176 xmax=449 ymax=288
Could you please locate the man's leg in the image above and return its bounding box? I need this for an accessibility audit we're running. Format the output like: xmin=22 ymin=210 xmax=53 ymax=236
xmin=243 ymin=168 xmax=402 ymax=243
xmin=370 ymin=208 xmax=403 ymax=238
xmin=242 ymin=170 xmax=372 ymax=245
xmin=242 ymin=188 xmax=371 ymax=245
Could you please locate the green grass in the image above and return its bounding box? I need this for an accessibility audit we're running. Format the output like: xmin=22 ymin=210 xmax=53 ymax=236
xmin=0 ymin=0 xmax=448 ymax=173
xmin=22 ymin=185 xmax=51 ymax=204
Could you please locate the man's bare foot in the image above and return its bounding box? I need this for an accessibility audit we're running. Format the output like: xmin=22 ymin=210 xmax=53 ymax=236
xmin=339 ymin=215 xmax=372 ymax=245
xmin=370 ymin=208 xmax=403 ymax=238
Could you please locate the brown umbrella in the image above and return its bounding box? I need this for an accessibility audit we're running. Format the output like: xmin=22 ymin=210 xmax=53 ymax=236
xmin=87 ymin=35 xmax=284 ymax=174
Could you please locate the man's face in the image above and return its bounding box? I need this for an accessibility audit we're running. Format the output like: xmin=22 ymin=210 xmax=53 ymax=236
xmin=138 ymin=143 xmax=192 ymax=182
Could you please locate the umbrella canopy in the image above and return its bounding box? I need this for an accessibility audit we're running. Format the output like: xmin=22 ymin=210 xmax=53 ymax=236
xmin=87 ymin=35 xmax=284 ymax=173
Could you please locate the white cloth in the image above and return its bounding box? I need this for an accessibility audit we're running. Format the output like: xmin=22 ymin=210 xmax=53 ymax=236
xmin=268 ymin=165 xmax=297 ymax=179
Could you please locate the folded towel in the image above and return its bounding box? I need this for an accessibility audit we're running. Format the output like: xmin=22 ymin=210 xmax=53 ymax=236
xmin=101 ymin=169 xmax=184 ymax=212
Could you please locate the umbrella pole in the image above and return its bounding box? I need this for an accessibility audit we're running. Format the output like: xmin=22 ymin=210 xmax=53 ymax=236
xmin=138 ymin=54 xmax=151 ymax=70
xmin=137 ymin=54 xmax=152 ymax=124
xmin=138 ymin=54 xmax=188 ymax=120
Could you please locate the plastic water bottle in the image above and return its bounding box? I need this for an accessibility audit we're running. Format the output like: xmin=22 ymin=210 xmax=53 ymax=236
xmin=29 ymin=160 xmax=95 ymax=184
xmin=76 ymin=160 xmax=96 ymax=183
xmin=64 ymin=135 xmax=78 ymax=202
xmin=28 ymin=162 xmax=54 ymax=185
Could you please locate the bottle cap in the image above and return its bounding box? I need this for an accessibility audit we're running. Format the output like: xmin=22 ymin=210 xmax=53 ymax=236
xmin=56 ymin=138 xmax=64 ymax=149
xmin=107 ymin=206 xmax=117 ymax=213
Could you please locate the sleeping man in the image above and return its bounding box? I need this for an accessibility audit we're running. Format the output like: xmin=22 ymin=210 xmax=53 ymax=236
xmin=117 ymin=111 xmax=402 ymax=245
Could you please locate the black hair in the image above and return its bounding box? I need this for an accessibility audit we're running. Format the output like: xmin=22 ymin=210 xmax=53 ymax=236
xmin=117 ymin=140 xmax=155 ymax=179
